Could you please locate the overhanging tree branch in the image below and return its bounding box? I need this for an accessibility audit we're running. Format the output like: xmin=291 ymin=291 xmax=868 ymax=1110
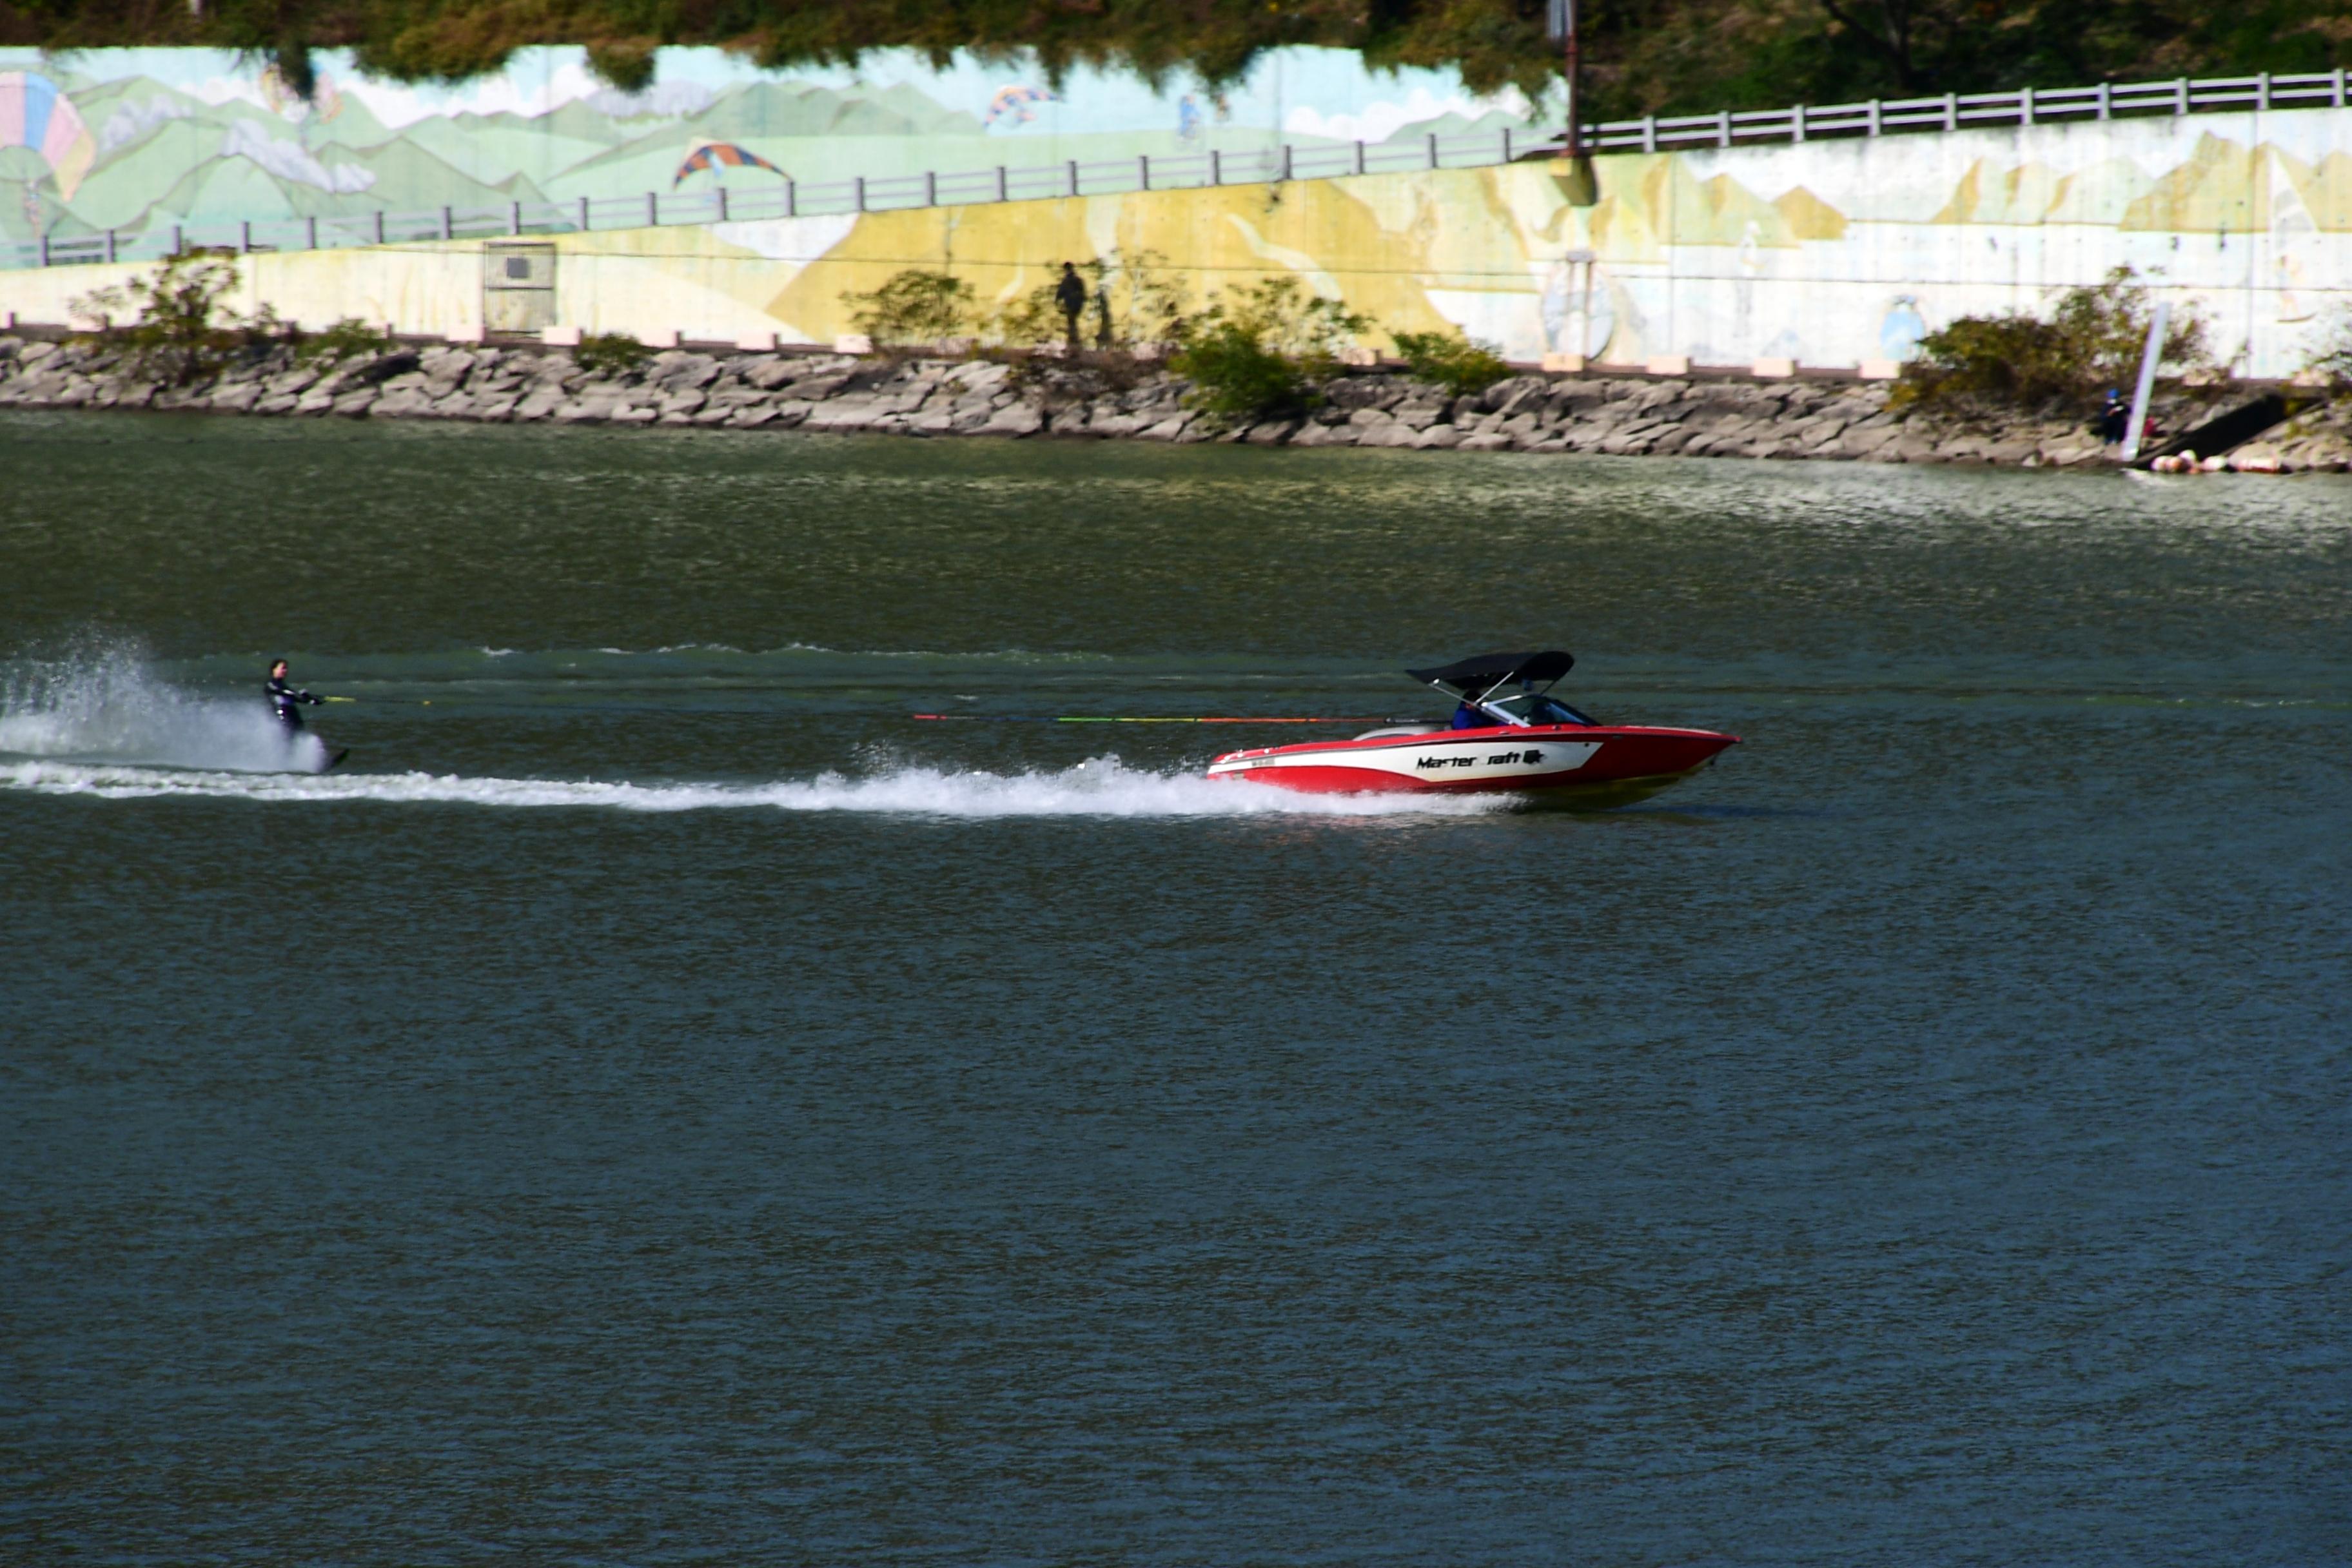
xmin=1814 ymin=0 xmax=1921 ymax=87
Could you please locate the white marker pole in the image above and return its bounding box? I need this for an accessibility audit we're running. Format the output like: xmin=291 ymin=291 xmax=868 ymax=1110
xmin=2119 ymin=301 xmax=2170 ymax=465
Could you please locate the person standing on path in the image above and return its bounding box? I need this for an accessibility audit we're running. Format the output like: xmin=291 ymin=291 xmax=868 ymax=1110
xmin=1055 ymin=263 xmax=1088 ymax=355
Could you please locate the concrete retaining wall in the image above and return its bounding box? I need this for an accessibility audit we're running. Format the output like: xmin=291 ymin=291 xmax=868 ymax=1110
xmin=7 ymin=105 xmax=2349 ymax=378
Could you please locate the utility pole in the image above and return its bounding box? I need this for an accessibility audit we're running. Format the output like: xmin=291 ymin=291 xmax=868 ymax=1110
xmin=1547 ymin=0 xmax=1595 ymax=203
xmin=1547 ymin=0 xmax=1582 ymax=159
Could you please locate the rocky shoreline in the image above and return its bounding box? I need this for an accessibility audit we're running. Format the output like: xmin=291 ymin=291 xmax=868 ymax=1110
xmin=6 ymin=333 xmax=2348 ymax=471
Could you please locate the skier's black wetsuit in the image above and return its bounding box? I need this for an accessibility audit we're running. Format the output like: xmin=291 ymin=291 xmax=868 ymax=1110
xmin=266 ymin=675 xmax=323 ymax=731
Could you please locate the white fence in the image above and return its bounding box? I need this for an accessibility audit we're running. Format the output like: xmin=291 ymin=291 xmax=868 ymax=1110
xmin=7 ymin=67 xmax=2349 ymax=273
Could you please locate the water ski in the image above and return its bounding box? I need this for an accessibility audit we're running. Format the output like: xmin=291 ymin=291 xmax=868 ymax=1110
xmin=322 ymin=748 xmax=350 ymax=772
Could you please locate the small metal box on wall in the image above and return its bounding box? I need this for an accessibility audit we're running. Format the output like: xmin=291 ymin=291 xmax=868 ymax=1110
xmin=483 ymin=242 xmax=557 ymax=335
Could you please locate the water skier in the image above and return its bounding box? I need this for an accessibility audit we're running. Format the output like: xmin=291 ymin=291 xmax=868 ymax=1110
xmin=265 ymin=659 xmax=326 ymax=733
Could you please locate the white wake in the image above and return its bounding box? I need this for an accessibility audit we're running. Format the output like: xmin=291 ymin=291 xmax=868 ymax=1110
xmin=0 ymin=649 xmax=329 ymax=773
xmin=0 ymin=756 xmax=1500 ymax=818
xmin=0 ymin=649 xmax=1496 ymax=818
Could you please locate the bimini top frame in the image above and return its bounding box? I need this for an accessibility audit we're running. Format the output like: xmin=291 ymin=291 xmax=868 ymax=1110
xmin=1404 ymin=651 xmax=1576 ymax=707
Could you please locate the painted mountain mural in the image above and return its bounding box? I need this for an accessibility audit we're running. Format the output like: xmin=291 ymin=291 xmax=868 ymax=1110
xmin=0 ymin=45 xmax=1542 ymax=242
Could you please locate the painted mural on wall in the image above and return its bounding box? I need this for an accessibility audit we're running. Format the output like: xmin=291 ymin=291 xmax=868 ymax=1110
xmin=1601 ymin=110 xmax=2352 ymax=378
xmin=0 ymin=45 xmax=1539 ymax=246
xmin=649 ymin=106 xmax=2352 ymax=379
xmin=3 ymin=105 xmax=2346 ymax=378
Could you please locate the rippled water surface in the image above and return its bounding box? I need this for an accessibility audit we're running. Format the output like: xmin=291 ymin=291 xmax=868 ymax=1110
xmin=4 ymin=413 xmax=2348 ymax=1563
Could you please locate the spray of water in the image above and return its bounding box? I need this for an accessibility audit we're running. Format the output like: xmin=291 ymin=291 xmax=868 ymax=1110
xmin=0 ymin=647 xmax=328 ymax=774
xmin=0 ymin=756 xmax=1501 ymax=819
xmin=0 ymin=647 xmax=1497 ymax=818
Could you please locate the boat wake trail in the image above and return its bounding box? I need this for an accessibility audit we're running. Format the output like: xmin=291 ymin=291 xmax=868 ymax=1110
xmin=0 ymin=648 xmax=329 ymax=774
xmin=0 ymin=756 xmax=1500 ymax=818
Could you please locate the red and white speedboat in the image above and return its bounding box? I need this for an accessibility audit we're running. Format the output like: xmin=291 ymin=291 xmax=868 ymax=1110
xmin=1206 ymin=651 xmax=1738 ymax=807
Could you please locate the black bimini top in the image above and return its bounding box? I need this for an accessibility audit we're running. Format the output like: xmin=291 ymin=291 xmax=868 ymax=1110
xmin=1406 ymin=650 xmax=1575 ymax=694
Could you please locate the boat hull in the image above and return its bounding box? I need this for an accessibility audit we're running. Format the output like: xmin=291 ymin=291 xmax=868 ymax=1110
xmin=1206 ymin=724 xmax=1738 ymax=805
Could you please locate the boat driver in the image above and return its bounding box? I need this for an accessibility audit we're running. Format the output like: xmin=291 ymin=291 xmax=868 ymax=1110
xmin=1451 ymin=698 xmax=1490 ymax=730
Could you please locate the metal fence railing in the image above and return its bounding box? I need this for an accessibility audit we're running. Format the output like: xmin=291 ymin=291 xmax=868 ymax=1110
xmin=4 ymin=131 xmax=1543 ymax=274
xmin=1575 ymin=70 xmax=2349 ymax=152
xmin=6 ymin=67 xmax=2347 ymax=273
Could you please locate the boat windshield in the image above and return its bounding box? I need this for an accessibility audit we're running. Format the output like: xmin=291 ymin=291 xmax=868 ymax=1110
xmin=1482 ymin=692 xmax=1598 ymax=727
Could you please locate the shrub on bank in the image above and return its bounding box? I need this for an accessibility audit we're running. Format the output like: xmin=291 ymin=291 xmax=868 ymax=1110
xmin=70 ymin=248 xmax=245 ymax=385
xmin=2298 ymin=302 xmax=2352 ymax=388
xmin=74 ymin=252 xmax=418 ymax=385
xmin=1895 ymin=266 xmax=2209 ymax=414
xmin=985 ymin=251 xmax=1192 ymax=355
xmin=1093 ymin=250 xmax=1192 ymax=354
xmin=1392 ymin=329 xmax=1511 ymax=397
xmin=1170 ymin=322 xmax=1308 ymax=422
xmin=575 ymin=331 xmax=651 ymax=376
xmin=990 ymin=279 xmax=1076 ymax=352
xmin=847 ymin=270 xmax=976 ymax=349
xmin=825 ymin=262 xmax=1513 ymax=426
xmin=298 ymin=317 xmax=395 ymax=364
xmin=1169 ymin=277 xmax=1371 ymax=425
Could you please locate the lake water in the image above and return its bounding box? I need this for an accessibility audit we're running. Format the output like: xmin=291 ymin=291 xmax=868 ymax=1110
xmin=3 ymin=413 xmax=2347 ymax=1564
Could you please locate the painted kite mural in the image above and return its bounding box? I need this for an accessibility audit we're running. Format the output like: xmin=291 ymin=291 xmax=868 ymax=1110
xmin=673 ymin=141 xmax=787 ymax=186
xmin=982 ymin=85 xmax=1057 ymax=127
